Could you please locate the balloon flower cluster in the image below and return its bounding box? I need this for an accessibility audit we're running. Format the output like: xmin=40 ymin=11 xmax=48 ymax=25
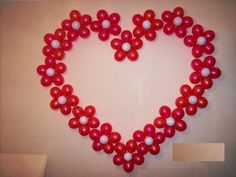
xmin=37 ymin=7 xmax=221 ymax=172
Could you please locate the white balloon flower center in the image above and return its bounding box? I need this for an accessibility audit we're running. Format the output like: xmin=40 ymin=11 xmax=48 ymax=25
xmin=197 ymin=36 xmax=206 ymax=45
xmin=122 ymin=42 xmax=131 ymax=52
xmin=57 ymin=96 xmax=67 ymax=105
xmin=46 ymin=68 xmax=55 ymax=77
xmin=51 ymin=40 xmax=60 ymax=49
xmin=72 ymin=21 xmax=81 ymax=30
xmin=100 ymin=135 xmax=109 ymax=144
xmin=142 ymin=20 xmax=151 ymax=29
xmin=201 ymin=68 xmax=210 ymax=77
xmin=145 ymin=136 xmax=153 ymax=146
xmin=166 ymin=117 xmax=175 ymax=126
xmin=188 ymin=95 xmax=198 ymax=105
xmin=173 ymin=16 xmax=182 ymax=26
xmin=102 ymin=20 xmax=111 ymax=29
xmin=79 ymin=116 xmax=88 ymax=125
xmin=124 ymin=152 xmax=132 ymax=161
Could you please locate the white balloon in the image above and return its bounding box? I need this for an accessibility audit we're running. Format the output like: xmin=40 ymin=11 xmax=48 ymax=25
xmin=72 ymin=21 xmax=81 ymax=30
xmin=122 ymin=42 xmax=131 ymax=52
xmin=124 ymin=152 xmax=132 ymax=161
xmin=188 ymin=95 xmax=198 ymax=105
xmin=58 ymin=96 xmax=67 ymax=105
xmin=102 ymin=20 xmax=111 ymax=29
xmin=145 ymin=136 xmax=153 ymax=146
xmin=197 ymin=36 xmax=206 ymax=45
xmin=166 ymin=117 xmax=175 ymax=126
xmin=100 ymin=135 xmax=108 ymax=144
xmin=51 ymin=40 xmax=60 ymax=49
xmin=142 ymin=20 xmax=151 ymax=29
xmin=201 ymin=68 xmax=210 ymax=77
xmin=173 ymin=16 xmax=182 ymax=26
xmin=46 ymin=68 xmax=55 ymax=77
xmin=79 ymin=116 xmax=88 ymax=125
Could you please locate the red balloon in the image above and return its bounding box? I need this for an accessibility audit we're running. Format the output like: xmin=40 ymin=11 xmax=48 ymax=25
xmin=180 ymin=84 xmax=192 ymax=97
xmin=133 ymin=130 xmax=145 ymax=142
xmin=70 ymin=10 xmax=81 ymax=20
xmin=44 ymin=33 xmax=54 ymax=44
xmin=126 ymin=140 xmax=137 ymax=153
xmin=68 ymin=118 xmax=80 ymax=129
xmin=121 ymin=30 xmax=132 ymax=41
xmin=79 ymin=125 xmax=90 ymax=136
xmin=175 ymin=96 xmax=187 ymax=108
xmin=89 ymin=129 xmax=101 ymax=141
xmin=131 ymin=38 xmax=143 ymax=50
xmin=103 ymin=143 xmax=114 ymax=154
xmin=80 ymin=14 xmax=92 ymax=25
xmin=67 ymin=95 xmax=79 ymax=106
xmin=61 ymin=19 xmax=72 ymax=30
xmin=62 ymin=84 xmax=73 ymax=96
xmin=110 ymin=25 xmax=121 ymax=35
xmin=127 ymin=50 xmax=138 ymax=61
xmin=60 ymin=105 xmax=71 ymax=115
xmin=175 ymin=26 xmax=187 ymax=38
xmin=123 ymin=161 xmax=134 ymax=173
xmin=210 ymin=67 xmax=221 ymax=78
xmin=97 ymin=9 xmax=108 ymax=21
xmin=172 ymin=108 xmax=184 ymax=120
xmin=191 ymin=59 xmax=203 ymax=71
xmin=153 ymin=117 xmax=165 ymax=128
xmin=161 ymin=10 xmax=174 ymax=22
xmin=163 ymin=23 xmax=175 ymax=35
xmin=50 ymin=99 xmax=60 ymax=109
xmin=175 ymin=120 xmax=187 ymax=131
xmin=114 ymin=50 xmax=126 ymax=62
xmin=41 ymin=76 xmax=52 ymax=87
xmin=54 ymin=28 xmax=65 ymax=41
xmin=88 ymin=117 xmax=100 ymax=128
xmin=152 ymin=19 xmax=163 ymax=30
xmin=92 ymin=141 xmax=103 ymax=151
xmin=52 ymin=75 xmax=64 ymax=86
xmin=137 ymin=142 xmax=148 ymax=155
xmin=144 ymin=9 xmax=155 ymax=20
xmin=113 ymin=154 xmax=124 ymax=166
xmin=84 ymin=105 xmax=96 ymax=117
xmin=72 ymin=106 xmax=84 ymax=117
xmin=182 ymin=16 xmax=193 ymax=28
xmin=101 ymin=123 xmax=112 ymax=135
xmin=79 ymin=27 xmax=90 ymax=38
xmin=133 ymin=26 xmax=145 ymax=38
xmin=132 ymin=153 xmax=144 ymax=165
xmin=37 ymin=65 xmax=46 ymax=75
xmin=45 ymin=57 xmax=56 ymax=67
xmin=109 ymin=13 xmax=120 ymax=23
xmin=143 ymin=124 xmax=155 ymax=135
xmin=197 ymin=97 xmax=208 ymax=108
xmin=98 ymin=30 xmax=110 ymax=41
xmin=204 ymin=43 xmax=215 ymax=54
xmin=184 ymin=35 xmax=196 ymax=47
xmin=159 ymin=105 xmax=171 ymax=118
xmin=148 ymin=143 xmax=160 ymax=155
xmin=185 ymin=105 xmax=197 ymax=116
xmin=52 ymin=49 xmax=65 ymax=60
xmin=192 ymin=24 xmax=204 ymax=36
xmin=67 ymin=29 xmax=79 ymax=41
xmin=145 ymin=29 xmax=156 ymax=41
xmin=42 ymin=45 xmax=54 ymax=56
xmin=164 ymin=126 xmax=175 ymax=138
xmin=90 ymin=21 xmax=101 ymax=32
xmin=109 ymin=132 xmax=121 ymax=143
xmin=173 ymin=7 xmax=184 ymax=16
xmin=61 ymin=40 xmax=72 ymax=50
xmin=111 ymin=38 xmax=122 ymax=50
xmin=114 ymin=143 xmax=126 ymax=154
xmin=192 ymin=85 xmax=204 ymax=96
xmin=153 ymin=132 xmax=165 ymax=144
xmin=132 ymin=14 xmax=143 ymax=26
xmin=55 ymin=63 xmax=66 ymax=74
xmin=189 ymin=72 xmax=201 ymax=84
xmin=192 ymin=45 xmax=203 ymax=58
xmin=204 ymin=30 xmax=215 ymax=41
xmin=50 ymin=87 xmax=61 ymax=97
xmin=203 ymin=56 xmax=216 ymax=67
xmin=201 ymin=78 xmax=213 ymax=89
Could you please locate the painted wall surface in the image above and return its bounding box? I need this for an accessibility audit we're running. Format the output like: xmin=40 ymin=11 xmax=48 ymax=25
xmin=0 ymin=1 xmax=235 ymax=177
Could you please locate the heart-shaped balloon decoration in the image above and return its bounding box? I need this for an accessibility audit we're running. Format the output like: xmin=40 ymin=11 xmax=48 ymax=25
xmin=37 ymin=7 xmax=221 ymax=172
